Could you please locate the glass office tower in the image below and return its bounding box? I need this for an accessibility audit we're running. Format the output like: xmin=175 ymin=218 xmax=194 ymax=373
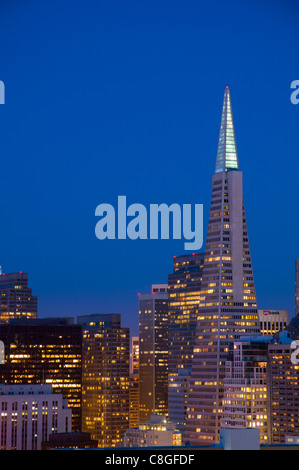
xmin=0 ymin=317 xmax=82 ymax=432
xmin=138 ymin=286 xmax=168 ymax=422
xmin=78 ymin=314 xmax=130 ymax=447
xmin=167 ymin=252 xmax=204 ymax=434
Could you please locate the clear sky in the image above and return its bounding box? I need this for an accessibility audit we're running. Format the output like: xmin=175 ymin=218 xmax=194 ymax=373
xmin=0 ymin=0 xmax=298 ymax=336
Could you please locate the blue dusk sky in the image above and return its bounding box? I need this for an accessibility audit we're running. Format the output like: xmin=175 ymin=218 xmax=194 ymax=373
xmin=0 ymin=0 xmax=298 ymax=336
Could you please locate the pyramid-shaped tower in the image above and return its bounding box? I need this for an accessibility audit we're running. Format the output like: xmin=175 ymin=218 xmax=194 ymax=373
xmin=184 ymin=86 xmax=260 ymax=445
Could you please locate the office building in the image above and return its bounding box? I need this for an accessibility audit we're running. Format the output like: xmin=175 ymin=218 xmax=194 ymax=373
xmin=0 ymin=384 xmax=71 ymax=450
xmin=41 ymin=432 xmax=97 ymax=449
xmin=267 ymin=331 xmax=299 ymax=444
xmin=221 ymin=336 xmax=270 ymax=443
xmin=258 ymin=309 xmax=289 ymax=336
xmin=167 ymin=253 xmax=204 ymax=433
xmin=129 ymin=336 xmax=140 ymax=429
xmin=129 ymin=373 xmax=139 ymax=430
xmin=0 ymin=272 xmax=37 ymax=323
xmin=168 ymin=253 xmax=204 ymax=375
xmin=185 ymin=86 xmax=260 ymax=445
xmin=78 ymin=314 xmax=130 ymax=447
xmin=130 ymin=336 xmax=139 ymax=375
xmin=123 ymin=414 xmax=182 ymax=447
xmin=138 ymin=285 xmax=168 ymax=422
xmin=168 ymin=368 xmax=191 ymax=435
xmin=0 ymin=318 xmax=82 ymax=432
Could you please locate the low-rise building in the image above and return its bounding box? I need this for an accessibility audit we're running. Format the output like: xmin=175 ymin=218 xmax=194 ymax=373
xmin=0 ymin=384 xmax=71 ymax=450
xmin=123 ymin=414 xmax=181 ymax=447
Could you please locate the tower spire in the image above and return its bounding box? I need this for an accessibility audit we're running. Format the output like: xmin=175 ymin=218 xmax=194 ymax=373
xmin=215 ymin=86 xmax=239 ymax=174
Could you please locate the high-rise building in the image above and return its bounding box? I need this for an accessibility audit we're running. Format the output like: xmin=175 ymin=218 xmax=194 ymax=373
xmin=168 ymin=253 xmax=204 ymax=375
xmin=0 ymin=317 xmax=82 ymax=432
xmin=77 ymin=314 xmax=130 ymax=447
xmin=258 ymin=309 xmax=289 ymax=336
xmin=129 ymin=336 xmax=140 ymax=429
xmin=167 ymin=252 xmax=204 ymax=433
xmin=168 ymin=368 xmax=191 ymax=435
xmin=0 ymin=272 xmax=37 ymax=323
xmin=130 ymin=336 xmax=139 ymax=375
xmin=129 ymin=373 xmax=139 ymax=430
xmin=295 ymin=259 xmax=299 ymax=317
xmin=185 ymin=86 xmax=260 ymax=445
xmin=221 ymin=336 xmax=270 ymax=443
xmin=0 ymin=384 xmax=72 ymax=450
xmin=267 ymin=331 xmax=299 ymax=444
xmin=138 ymin=285 xmax=168 ymax=422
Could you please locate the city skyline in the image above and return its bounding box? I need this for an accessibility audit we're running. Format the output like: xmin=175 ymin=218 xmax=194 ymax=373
xmin=0 ymin=1 xmax=298 ymax=338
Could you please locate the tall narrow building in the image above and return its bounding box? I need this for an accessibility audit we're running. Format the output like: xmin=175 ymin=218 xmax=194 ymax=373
xmin=167 ymin=252 xmax=204 ymax=434
xmin=77 ymin=314 xmax=130 ymax=447
xmin=168 ymin=253 xmax=205 ymax=376
xmin=138 ymin=285 xmax=168 ymax=422
xmin=129 ymin=337 xmax=140 ymax=429
xmin=184 ymin=86 xmax=260 ymax=445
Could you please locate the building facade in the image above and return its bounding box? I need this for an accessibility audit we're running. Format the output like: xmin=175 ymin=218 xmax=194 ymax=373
xmin=221 ymin=336 xmax=270 ymax=443
xmin=258 ymin=309 xmax=289 ymax=336
xmin=138 ymin=285 xmax=168 ymax=422
xmin=130 ymin=336 xmax=139 ymax=375
xmin=0 ymin=317 xmax=82 ymax=432
xmin=267 ymin=331 xmax=299 ymax=444
xmin=78 ymin=314 xmax=130 ymax=447
xmin=0 ymin=272 xmax=37 ymax=323
xmin=168 ymin=253 xmax=204 ymax=375
xmin=167 ymin=253 xmax=204 ymax=434
xmin=185 ymin=86 xmax=260 ymax=445
xmin=0 ymin=384 xmax=71 ymax=450
xmin=168 ymin=368 xmax=191 ymax=435
xmin=123 ymin=414 xmax=181 ymax=447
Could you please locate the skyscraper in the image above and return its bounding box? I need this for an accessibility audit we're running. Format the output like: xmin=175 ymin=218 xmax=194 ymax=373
xmin=138 ymin=285 xmax=168 ymax=422
xmin=77 ymin=314 xmax=130 ymax=447
xmin=167 ymin=252 xmax=204 ymax=433
xmin=0 ymin=272 xmax=37 ymax=323
xmin=168 ymin=253 xmax=204 ymax=375
xmin=0 ymin=317 xmax=82 ymax=432
xmin=129 ymin=336 xmax=140 ymax=429
xmin=184 ymin=86 xmax=260 ymax=445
